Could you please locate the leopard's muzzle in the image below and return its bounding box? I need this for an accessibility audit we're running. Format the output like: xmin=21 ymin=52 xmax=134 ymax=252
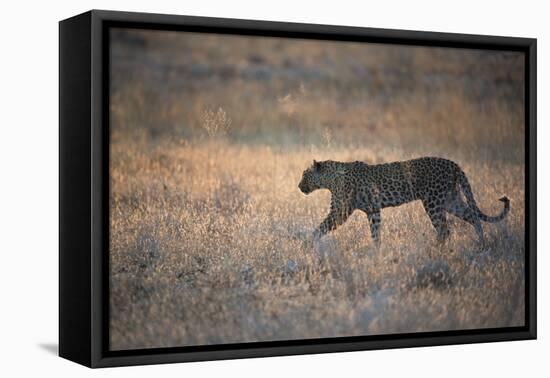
xmin=298 ymin=181 xmax=312 ymax=194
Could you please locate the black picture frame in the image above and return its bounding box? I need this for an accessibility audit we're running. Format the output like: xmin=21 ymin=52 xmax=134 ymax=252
xmin=59 ymin=9 xmax=537 ymax=368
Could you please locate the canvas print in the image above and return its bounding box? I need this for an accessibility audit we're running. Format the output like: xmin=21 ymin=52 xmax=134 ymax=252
xmin=108 ymin=28 xmax=525 ymax=351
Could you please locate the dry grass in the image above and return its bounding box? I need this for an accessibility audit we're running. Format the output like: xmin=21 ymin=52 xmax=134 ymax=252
xmin=108 ymin=29 xmax=525 ymax=350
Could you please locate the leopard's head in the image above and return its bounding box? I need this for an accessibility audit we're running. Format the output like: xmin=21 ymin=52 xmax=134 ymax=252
xmin=299 ymin=160 xmax=336 ymax=194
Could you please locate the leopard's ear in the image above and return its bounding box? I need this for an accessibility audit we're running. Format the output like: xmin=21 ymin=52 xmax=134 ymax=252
xmin=313 ymin=160 xmax=320 ymax=170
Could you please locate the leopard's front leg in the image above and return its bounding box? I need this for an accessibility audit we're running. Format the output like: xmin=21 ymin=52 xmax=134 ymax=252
xmin=313 ymin=200 xmax=353 ymax=240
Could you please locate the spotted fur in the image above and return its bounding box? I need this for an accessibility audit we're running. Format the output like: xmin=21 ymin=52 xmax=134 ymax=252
xmin=298 ymin=157 xmax=510 ymax=247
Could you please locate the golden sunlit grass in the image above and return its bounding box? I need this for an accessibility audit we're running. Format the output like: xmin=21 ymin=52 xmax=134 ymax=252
xmin=109 ymin=138 xmax=524 ymax=350
xmin=108 ymin=29 xmax=525 ymax=350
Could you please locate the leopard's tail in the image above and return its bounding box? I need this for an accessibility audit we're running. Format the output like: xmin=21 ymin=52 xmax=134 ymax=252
xmin=457 ymin=170 xmax=510 ymax=223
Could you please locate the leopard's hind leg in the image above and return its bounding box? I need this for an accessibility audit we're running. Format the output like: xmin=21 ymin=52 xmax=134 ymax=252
xmin=444 ymin=196 xmax=485 ymax=246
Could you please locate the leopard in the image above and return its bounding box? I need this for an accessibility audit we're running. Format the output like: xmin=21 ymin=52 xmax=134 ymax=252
xmin=298 ymin=157 xmax=510 ymax=247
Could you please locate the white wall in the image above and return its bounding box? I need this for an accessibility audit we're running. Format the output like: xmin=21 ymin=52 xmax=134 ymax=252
xmin=0 ymin=0 xmax=546 ymax=376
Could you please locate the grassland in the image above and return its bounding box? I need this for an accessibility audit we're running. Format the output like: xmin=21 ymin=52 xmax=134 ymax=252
xmin=109 ymin=29 xmax=525 ymax=350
